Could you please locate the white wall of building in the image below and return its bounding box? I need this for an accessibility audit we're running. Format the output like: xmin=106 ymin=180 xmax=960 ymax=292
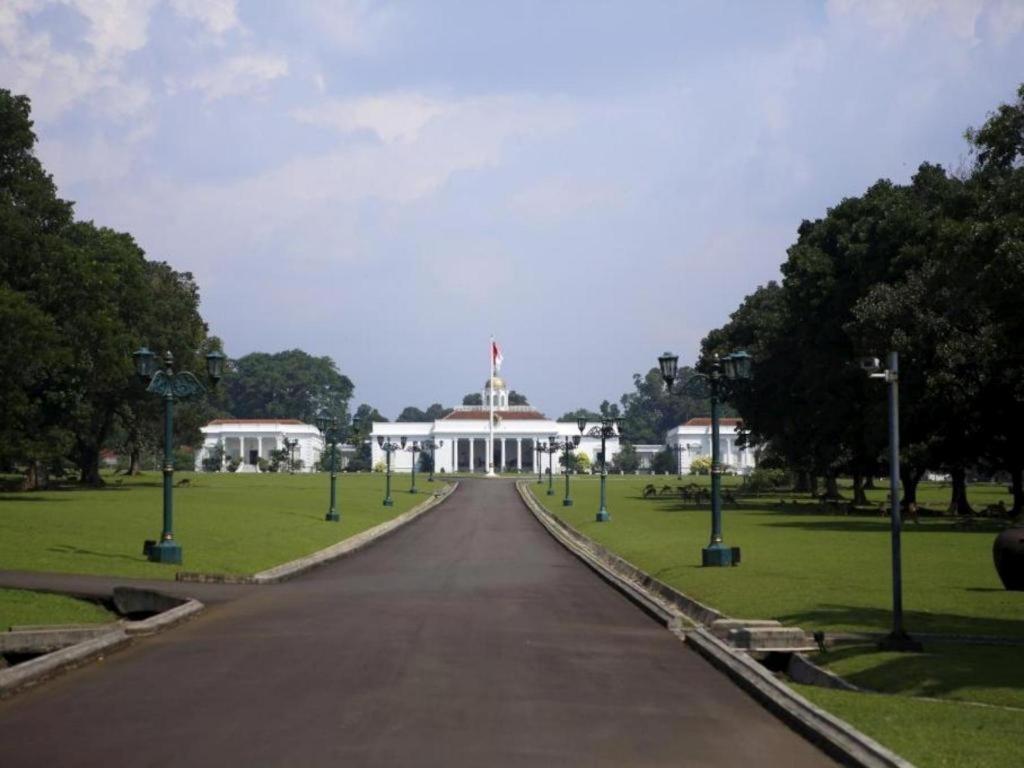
xmin=195 ymin=420 xmax=324 ymax=472
xmin=664 ymin=421 xmax=756 ymax=475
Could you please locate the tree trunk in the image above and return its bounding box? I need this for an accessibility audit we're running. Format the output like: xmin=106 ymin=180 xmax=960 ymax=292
xmin=823 ymin=470 xmax=840 ymax=500
xmin=948 ymin=466 xmax=974 ymax=516
xmin=794 ymin=470 xmax=811 ymax=493
xmin=22 ymin=461 xmax=49 ymax=491
xmin=864 ymin=476 xmax=877 ymax=490
xmin=1011 ymin=466 xmax=1023 ymax=519
xmin=809 ymin=474 xmax=820 ymax=496
xmin=128 ymin=446 xmax=142 ymax=476
xmin=77 ymin=445 xmax=104 ymax=487
xmin=852 ymin=473 xmax=868 ymax=506
xmin=900 ymin=465 xmax=923 ymax=511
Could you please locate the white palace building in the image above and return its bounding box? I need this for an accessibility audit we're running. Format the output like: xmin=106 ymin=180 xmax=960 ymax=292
xmin=370 ymin=376 xmax=620 ymax=474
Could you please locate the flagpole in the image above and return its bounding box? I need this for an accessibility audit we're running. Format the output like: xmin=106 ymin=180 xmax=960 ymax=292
xmin=487 ymin=336 xmax=495 ymax=477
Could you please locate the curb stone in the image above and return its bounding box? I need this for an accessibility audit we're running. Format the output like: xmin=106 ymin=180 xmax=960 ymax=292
xmin=1 ymin=593 xmax=204 ymax=698
xmin=517 ymin=482 xmax=915 ymax=768
xmin=175 ymin=481 xmax=458 ymax=584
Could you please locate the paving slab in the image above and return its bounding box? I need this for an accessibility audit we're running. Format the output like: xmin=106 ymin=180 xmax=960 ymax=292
xmin=0 ymin=479 xmax=836 ymax=767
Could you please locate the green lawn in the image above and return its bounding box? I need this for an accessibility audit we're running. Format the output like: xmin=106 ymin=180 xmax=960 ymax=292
xmin=529 ymin=476 xmax=1024 ymax=767
xmin=531 ymin=476 xmax=1022 ymax=637
xmin=793 ymin=685 xmax=1024 ymax=768
xmin=811 ymin=643 xmax=1024 ymax=709
xmin=0 ymin=588 xmax=115 ymax=630
xmin=0 ymin=471 xmax=439 ymax=580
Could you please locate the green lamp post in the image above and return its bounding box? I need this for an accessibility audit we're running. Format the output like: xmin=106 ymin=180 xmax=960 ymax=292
xmin=283 ymin=437 xmax=299 ymax=474
xmin=579 ymin=416 xmax=620 ymax=522
xmin=658 ymin=350 xmax=752 ymax=566
xmin=553 ymin=432 xmax=583 ymax=506
xmin=407 ymin=440 xmax=421 ymax=493
xmin=316 ymin=413 xmax=341 ymax=522
xmin=544 ymin=436 xmax=559 ymax=496
xmin=132 ymin=346 xmax=225 ymax=564
xmin=377 ymin=435 xmax=404 ymax=507
xmin=422 ymin=438 xmax=443 ymax=482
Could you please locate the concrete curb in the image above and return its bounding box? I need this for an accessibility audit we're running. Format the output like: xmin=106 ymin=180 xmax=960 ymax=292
xmin=0 ymin=591 xmax=205 ymax=698
xmin=122 ymin=598 xmax=204 ymax=637
xmin=0 ymin=630 xmax=130 ymax=698
xmin=251 ymin=481 xmax=458 ymax=584
xmin=517 ymin=482 xmax=914 ymax=768
xmin=176 ymin=482 xmax=458 ymax=585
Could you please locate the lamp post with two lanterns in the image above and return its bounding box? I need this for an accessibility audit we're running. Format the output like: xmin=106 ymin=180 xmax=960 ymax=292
xmin=578 ymin=416 xmax=621 ymax=523
xmin=316 ymin=413 xmax=342 ymax=522
xmin=131 ymin=346 xmax=226 ymax=564
xmin=658 ymin=350 xmax=752 ymax=566
xmin=376 ymin=435 xmax=405 ymax=507
xmin=421 ymin=439 xmax=444 ymax=482
xmin=406 ymin=440 xmax=422 ymax=493
xmin=551 ymin=433 xmax=582 ymax=507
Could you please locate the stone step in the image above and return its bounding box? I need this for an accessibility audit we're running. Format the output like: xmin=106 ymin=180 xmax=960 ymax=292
xmin=728 ymin=625 xmax=817 ymax=652
xmin=709 ymin=618 xmax=782 ymax=640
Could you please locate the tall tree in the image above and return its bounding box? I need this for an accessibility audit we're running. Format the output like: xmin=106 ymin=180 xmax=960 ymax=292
xmin=225 ymin=350 xmax=353 ymax=426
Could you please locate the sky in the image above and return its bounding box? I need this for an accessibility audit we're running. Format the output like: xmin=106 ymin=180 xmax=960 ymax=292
xmin=3 ymin=0 xmax=1024 ymax=420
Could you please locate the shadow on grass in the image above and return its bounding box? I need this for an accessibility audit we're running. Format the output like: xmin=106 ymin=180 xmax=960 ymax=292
xmin=763 ymin=518 xmax=1006 ymax=534
xmin=48 ymin=545 xmax=141 ymax=563
xmin=0 ymin=495 xmax=72 ymax=503
xmin=779 ymin=604 xmax=1024 ymax=639
xmin=818 ymin=642 xmax=1024 ymax=702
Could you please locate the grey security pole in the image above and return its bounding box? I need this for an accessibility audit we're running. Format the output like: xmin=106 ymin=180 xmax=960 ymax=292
xmin=872 ymin=351 xmax=921 ymax=652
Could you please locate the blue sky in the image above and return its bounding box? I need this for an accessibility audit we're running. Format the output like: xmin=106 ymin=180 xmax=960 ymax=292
xmin=3 ymin=0 xmax=1024 ymax=419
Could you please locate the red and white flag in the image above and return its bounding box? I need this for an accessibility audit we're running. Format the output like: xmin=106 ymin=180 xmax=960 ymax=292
xmin=491 ymin=339 xmax=503 ymax=371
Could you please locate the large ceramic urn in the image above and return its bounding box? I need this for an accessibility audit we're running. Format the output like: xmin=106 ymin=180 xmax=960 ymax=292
xmin=993 ymin=524 xmax=1024 ymax=591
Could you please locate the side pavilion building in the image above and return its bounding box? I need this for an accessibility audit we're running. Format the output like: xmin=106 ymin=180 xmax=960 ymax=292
xmin=370 ymin=377 xmax=620 ymax=474
xmin=194 ymin=419 xmax=325 ymax=472
xmin=665 ymin=417 xmax=757 ymax=475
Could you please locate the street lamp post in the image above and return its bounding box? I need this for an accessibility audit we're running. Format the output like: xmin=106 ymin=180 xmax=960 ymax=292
xmin=579 ymin=416 xmax=619 ymax=522
xmin=861 ymin=352 xmax=922 ymax=652
xmin=422 ymin=439 xmax=443 ymax=482
xmin=536 ymin=440 xmax=545 ymax=484
xmin=659 ymin=350 xmax=751 ymax=566
xmin=132 ymin=347 xmax=225 ymax=564
xmin=544 ymin=436 xmax=559 ymax=496
xmin=283 ymin=437 xmax=299 ymax=474
xmin=407 ymin=440 xmax=421 ymax=493
xmin=376 ymin=435 xmax=405 ymax=507
xmin=553 ymin=433 xmax=583 ymax=506
xmin=316 ymin=414 xmax=341 ymax=522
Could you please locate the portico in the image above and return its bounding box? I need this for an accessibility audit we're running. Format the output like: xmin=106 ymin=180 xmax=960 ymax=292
xmin=371 ymin=377 xmax=619 ymax=474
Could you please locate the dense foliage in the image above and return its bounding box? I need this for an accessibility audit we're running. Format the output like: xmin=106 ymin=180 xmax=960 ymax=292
xmin=702 ymin=85 xmax=1024 ymax=515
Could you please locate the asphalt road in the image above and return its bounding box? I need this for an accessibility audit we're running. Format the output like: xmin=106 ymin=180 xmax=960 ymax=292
xmin=0 ymin=479 xmax=836 ymax=767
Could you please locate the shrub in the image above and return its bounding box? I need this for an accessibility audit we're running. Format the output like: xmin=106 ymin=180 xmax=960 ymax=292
xmin=745 ymin=467 xmax=788 ymax=493
xmin=689 ymin=456 xmax=712 ymax=475
xmin=575 ymin=453 xmax=592 ymax=474
xmin=373 ymin=460 xmax=387 ymax=473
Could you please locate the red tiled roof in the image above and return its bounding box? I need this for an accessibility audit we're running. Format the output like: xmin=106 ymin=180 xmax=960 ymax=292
xmin=682 ymin=417 xmax=742 ymax=427
xmin=442 ymin=410 xmax=547 ymax=421
xmin=207 ymin=419 xmax=306 ymax=425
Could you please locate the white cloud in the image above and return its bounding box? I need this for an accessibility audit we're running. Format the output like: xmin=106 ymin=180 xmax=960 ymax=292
xmin=293 ymin=93 xmax=446 ymax=144
xmin=826 ymin=0 xmax=984 ymax=40
xmin=0 ymin=0 xmax=154 ymax=121
xmin=171 ymin=53 xmax=289 ymax=102
xmin=303 ymin=0 xmax=396 ymax=52
xmin=508 ymin=177 xmax=622 ymax=223
xmin=169 ymin=0 xmax=239 ymax=36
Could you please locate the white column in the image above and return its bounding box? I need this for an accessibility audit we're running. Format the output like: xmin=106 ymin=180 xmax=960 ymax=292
xmin=516 ymin=438 xmax=522 ymax=472
xmin=499 ymin=438 xmax=505 ymax=472
xmin=469 ymin=438 xmax=475 ymax=473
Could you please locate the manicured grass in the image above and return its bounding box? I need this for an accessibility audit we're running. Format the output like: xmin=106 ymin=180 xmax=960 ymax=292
xmin=0 ymin=471 xmax=439 ymax=580
xmin=0 ymin=588 xmax=115 ymax=630
xmin=530 ymin=476 xmax=1023 ymax=767
xmin=812 ymin=643 xmax=1024 ymax=709
xmin=792 ymin=685 xmax=1024 ymax=768
xmin=532 ymin=476 xmax=1021 ymax=637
